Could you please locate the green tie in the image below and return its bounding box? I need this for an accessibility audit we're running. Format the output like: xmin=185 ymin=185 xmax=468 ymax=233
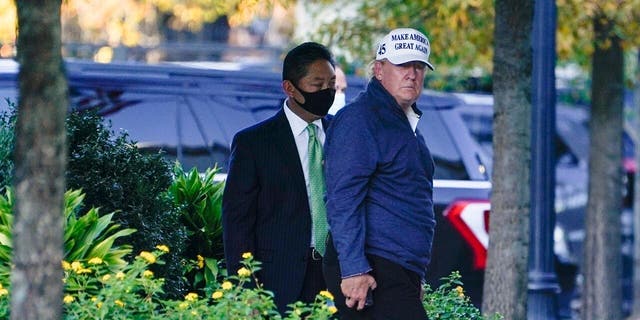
xmin=307 ymin=123 xmax=328 ymax=256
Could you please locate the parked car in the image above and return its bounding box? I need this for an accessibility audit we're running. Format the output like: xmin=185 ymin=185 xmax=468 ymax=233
xmin=1 ymin=59 xmax=575 ymax=314
xmin=455 ymin=92 xmax=634 ymax=316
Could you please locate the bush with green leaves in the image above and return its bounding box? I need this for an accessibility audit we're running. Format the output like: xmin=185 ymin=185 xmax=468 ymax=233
xmin=0 ymin=243 xmax=498 ymax=319
xmin=0 ymin=99 xmax=15 ymax=189
xmin=0 ymin=103 xmax=189 ymax=297
xmin=65 ymin=110 xmax=189 ymax=298
xmin=423 ymin=271 xmax=503 ymax=320
xmin=168 ymin=164 xmax=225 ymax=291
xmin=0 ymin=187 xmax=135 ymax=281
xmin=0 ymin=248 xmax=339 ymax=319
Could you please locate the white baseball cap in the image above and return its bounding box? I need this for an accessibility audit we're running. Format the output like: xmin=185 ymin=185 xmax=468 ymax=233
xmin=375 ymin=28 xmax=434 ymax=70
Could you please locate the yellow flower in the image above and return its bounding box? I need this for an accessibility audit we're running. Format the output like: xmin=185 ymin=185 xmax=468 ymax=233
xmin=139 ymin=251 xmax=156 ymax=264
xmin=196 ymin=255 xmax=204 ymax=269
xmin=91 ymin=297 xmax=102 ymax=309
xmin=115 ymin=299 xmax=125 ymax=307
xmin=71 ymin=261 xmax=82 ymax=272
xmin=185 ymin=292 xmax=198 ymax=302
xmin=63 ymin=295 xmax=75 ymax=304
xmin=211 ymin=291 xmax=223 ymax=299
xmin=328 ymin=306 xmax=338 ymax=314
xmin=191 ymin=311 xmax=198 ymax=316
xmin=156 ymin=244 xmax=170 ymax=253
xmin=455 ymin=286 xmax=464 ymax=297
xmin=242 ymin=252 xmax=252 ymax=259
xmin=143 ymin=270 xmax=154 ymax=278
xmin=88 ymin=257 xmax=103 ymax=265
xmin=221 ymin=281 xmax=233 ymax=290
xmin=61 ymin=261 xmax=71 ymax=271
xmin=102 ymin=274 xmax=111 ymax=282
xmin=237 ymin=267 xmax=251 ymax=277
xmin=0 ymin=288 xmax=8 ymax=297
xmin=179 ymin=301 xmax=189 ymax=309
xmin=319 ymin=290 xmax=334 ymax=300
xmin=116 ymin=272 xmax=125 ymax=280
xmin=76 ymin=268 xmax=93 ymax=275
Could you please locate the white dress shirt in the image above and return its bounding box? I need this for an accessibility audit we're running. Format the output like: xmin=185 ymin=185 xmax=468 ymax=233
xmin=283 ymin=100 xmax=325 ymax=247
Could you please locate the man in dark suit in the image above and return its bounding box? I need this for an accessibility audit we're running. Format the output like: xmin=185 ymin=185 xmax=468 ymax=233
xmin=222 ymin=42 xmax=336 ymax=314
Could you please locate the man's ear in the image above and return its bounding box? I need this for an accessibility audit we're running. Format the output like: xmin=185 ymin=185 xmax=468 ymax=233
xmin=282 ymin=80 xmax=296 ymax=98
xmin=373 ymin=61 xmax=383 ymax=80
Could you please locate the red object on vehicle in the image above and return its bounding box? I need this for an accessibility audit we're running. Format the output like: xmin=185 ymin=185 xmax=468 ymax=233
xmin=443 ymin=200 xmax=491 ymax=270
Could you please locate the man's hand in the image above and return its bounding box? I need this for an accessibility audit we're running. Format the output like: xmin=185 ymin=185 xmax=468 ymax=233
xmin=341 ymin=274 xmax=377 ymax=310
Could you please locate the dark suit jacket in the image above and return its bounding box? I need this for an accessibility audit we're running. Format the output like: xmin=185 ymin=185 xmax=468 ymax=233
xmin=222 ymin=108 xmax=329 ymax=313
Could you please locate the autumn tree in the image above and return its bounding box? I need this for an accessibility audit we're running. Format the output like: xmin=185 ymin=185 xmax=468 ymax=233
xmin=555 ymin=0 xmax=640 ymax=318
xmin=300 ymin=0 xmax=494 ymax=88
xmin=11 ymin=1 xmax=68 ymax=319
xmin=481 ymin=0 xmax=533 ymax=318
xmin=582 ymin=14 xmax=624 ymax=319
xmin=0 ymin=0 xmax=293 ymax=61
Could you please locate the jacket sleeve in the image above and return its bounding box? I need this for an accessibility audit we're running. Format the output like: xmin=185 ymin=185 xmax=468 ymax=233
xmin=324 ymin=111 xmax=377 ymax=278
xmin=222 ymin=132 xmax=259 ymax=273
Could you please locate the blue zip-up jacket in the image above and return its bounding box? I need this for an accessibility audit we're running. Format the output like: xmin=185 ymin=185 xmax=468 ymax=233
xmin=324 ymin=78 xmax=436 ymax=279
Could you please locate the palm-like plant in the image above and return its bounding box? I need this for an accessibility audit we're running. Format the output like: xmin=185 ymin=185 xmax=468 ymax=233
xmin=63 ymin=189 xmax=136 ymax=267
xmin=169 ymin=164 xmax=225 ymax=290
xmin=0 ymin=188 xmax=13 ymax=282
xmin=0 ymin=188 xmax=136 ymax=281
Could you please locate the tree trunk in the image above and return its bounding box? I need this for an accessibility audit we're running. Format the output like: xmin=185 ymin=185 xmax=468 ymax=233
xmin=482 ymin=0 xmax=533 ymax=318
xmin=11 ymin=1 xmax=67 ymax=320
xmin=582 ymin=14 xmax=624 ymax=320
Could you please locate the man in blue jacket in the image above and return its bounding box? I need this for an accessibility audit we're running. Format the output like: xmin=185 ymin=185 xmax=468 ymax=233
xmin=323 ymin=28 xmax=436 ymax=319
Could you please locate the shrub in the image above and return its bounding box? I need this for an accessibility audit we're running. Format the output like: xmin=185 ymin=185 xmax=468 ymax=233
xmin=0 ymin=246 xmax=496 ymax=319
xmin=0 ymin=104 xmax=192 ymax=298
xmin=65 ymin=110 xmax=189 ymax=298
xmin=168 ymin=164 xmax=225 ymax=291
xmin=0 ymin=188 xmax=135 ymax=281
xmin=0 ymin=100 xmax=16 ymax=189
xmin=0 ymin=248 xmax=338 ymax=319
xmin=423 ymin=271 xmax=503 ymax=320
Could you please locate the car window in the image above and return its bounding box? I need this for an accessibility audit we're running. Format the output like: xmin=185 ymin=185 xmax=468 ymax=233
xmin=458 ymin=104 xmax=583 ymax=168
xmin=419 ymin=108 xmax=470 ymax=180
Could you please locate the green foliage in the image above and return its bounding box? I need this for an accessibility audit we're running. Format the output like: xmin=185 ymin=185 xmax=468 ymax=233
xmin=63 ymin=248 xmax=168 ymax=319
xmin=65 ymin=110 xmax=189 ymax=298
xmin=557 ymin=0 xmax=640 ymax=70
xmin=169 ymin=164 xmax=224 ymax=260
xmin=304 ymin=0 xmax=494 ymax=85
xmin=63 ymin=189 xmax=136 ymax=267
xmin=0 ymin=283 xmax=7 ymax=318
xmin=0 ymin=249 xmax=338 ymax=319
xmin=0 ymin=247 xmax=491 ymax=319
xmin=423 ymin=271 xmax=502 ymax=320
xmin=0 ymin=188 xmax=12 ymax=280
xmin=168 ymin=163 xmax=226 ymax=292
xmin=0 ymin=188 xmax=135 ymax=282
xmin=0 ymin=100 xmax=15 ymax=189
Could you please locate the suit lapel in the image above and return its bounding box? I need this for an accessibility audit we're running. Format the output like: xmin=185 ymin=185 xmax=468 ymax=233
xmin=271 ymin=109 xmax=307 ymax=192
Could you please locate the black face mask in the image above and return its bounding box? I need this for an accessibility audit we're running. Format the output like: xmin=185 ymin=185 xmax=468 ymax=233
xmin=292 ymin=84 xmax=336 ymax=117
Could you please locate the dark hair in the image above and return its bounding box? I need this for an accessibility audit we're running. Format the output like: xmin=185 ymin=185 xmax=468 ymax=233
xmin=282 ymin=42 xmax=335 ymax=86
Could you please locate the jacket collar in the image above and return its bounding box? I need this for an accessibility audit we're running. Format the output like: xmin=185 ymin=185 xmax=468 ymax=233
xmin=367 ymin=77 xmax=422 ymax=117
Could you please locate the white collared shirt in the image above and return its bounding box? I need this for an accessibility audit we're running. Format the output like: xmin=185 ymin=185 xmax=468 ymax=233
xmin=283 ymin=100 xmax=325 ymax=246
xmin=405 ymin=106 xmax=420 ymax=134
